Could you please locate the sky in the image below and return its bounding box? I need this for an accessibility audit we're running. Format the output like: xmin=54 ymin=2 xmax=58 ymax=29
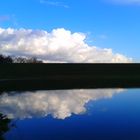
xmin=0 ymin=0 xmax=140 ymax=62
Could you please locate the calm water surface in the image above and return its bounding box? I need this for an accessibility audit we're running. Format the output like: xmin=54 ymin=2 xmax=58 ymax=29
xmin=0 ymin=89 xmax=140 ymax=140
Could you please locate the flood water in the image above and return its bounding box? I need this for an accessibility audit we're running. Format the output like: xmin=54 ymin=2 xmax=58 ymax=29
xmin=0 ymin=88 xmax=140 ymax=140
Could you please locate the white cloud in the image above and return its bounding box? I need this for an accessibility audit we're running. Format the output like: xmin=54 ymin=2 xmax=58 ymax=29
xmin=107 ymin=0 xmax=140 ymax=5
xmin=0 ymin=28 xmax=132 ymax=63
xmin=0 ymin=89 xmax=124 ymax=119
xmin=40 ymin=0 xmax=69 ymax=8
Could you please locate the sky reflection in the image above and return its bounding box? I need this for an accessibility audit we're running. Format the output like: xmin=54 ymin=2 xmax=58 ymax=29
xmin=2 ymin=89 xmax=140 ymax=140
xmin=0 ymin=89 xmax=124 ymax=119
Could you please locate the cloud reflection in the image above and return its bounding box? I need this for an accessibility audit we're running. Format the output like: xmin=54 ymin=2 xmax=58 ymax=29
xmin=0 ymin=89 xmax=124 ymax=119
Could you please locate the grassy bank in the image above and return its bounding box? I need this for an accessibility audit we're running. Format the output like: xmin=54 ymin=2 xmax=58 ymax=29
xmin=0 ymin=63 xmax=140 ymax=91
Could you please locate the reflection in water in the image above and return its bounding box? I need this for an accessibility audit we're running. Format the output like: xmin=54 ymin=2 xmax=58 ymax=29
xmin=0 ymin=89 xmax=124 ymax=119
xmin=0 ymin=113 xmax=11 ymax=140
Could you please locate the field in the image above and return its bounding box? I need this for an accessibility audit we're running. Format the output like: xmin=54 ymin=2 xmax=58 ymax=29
xmin=0 ymin=63 xmax=140 ymax=91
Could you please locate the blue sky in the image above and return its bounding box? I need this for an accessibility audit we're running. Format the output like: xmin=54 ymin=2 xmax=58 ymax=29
xmin=0 ymin=0 xmax=140 ymax=62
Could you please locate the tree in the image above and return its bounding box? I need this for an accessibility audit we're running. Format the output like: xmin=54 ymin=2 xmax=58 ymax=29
xmin=0 ymin=55 xmax=13 ymax=63
xmin=0 ymin=54 xmax=43 ymax=63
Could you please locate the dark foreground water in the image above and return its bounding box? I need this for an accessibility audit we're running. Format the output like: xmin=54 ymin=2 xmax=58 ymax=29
xmin=0 ymin=89 xmax=140 ymax=140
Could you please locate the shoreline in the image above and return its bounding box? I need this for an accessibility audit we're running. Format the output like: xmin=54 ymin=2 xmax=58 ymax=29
xmin=0 ymin=63 xmax=140 ymax=92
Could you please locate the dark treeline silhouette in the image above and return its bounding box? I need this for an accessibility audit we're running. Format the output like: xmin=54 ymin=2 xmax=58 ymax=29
xmin=0 ymin=54 xmax=42 ymax=63
xmin=0 ymin=55 xmax=13 ymax=63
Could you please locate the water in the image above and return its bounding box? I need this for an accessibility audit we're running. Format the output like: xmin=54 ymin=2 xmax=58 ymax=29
xmin=0 ymin=89 xmax=140 ymax=140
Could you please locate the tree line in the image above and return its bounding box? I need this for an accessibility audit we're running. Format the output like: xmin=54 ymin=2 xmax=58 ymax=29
xmin=0 ymin=54 xmax=43 ymax=63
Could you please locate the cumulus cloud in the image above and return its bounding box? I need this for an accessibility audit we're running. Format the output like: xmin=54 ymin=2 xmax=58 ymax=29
xmin=107 ymin=0 xmax=140 ymax=5
xmin=0 ymin=89 xmax=124 ymax=119
xmin=0 ymin=28 xmax=132 ymax=63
